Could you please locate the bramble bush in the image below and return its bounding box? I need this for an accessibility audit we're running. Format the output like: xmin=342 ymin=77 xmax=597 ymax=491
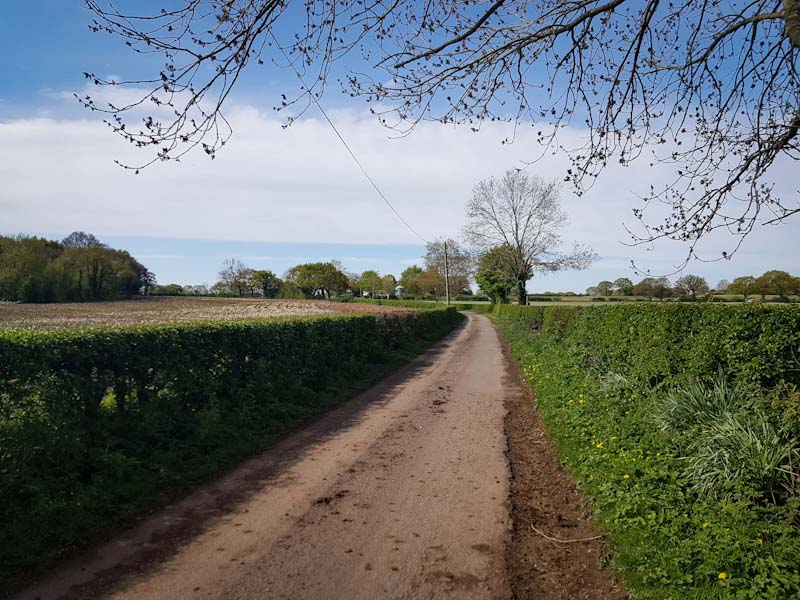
xmin=0 ymin=308 xmax=462 ymax=587
xmin=494 ymin=303 xmax=800 ymax=599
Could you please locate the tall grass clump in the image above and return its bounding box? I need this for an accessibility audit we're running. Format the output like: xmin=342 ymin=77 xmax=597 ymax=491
xmin=654 ymin=372 xmax=751 ymax=432
xmin=683 ymin=412 xmax=798 ymax=502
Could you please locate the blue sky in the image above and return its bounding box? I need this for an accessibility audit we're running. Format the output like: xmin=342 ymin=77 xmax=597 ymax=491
xmin=1 ymin=3 xmax=798 ymax=291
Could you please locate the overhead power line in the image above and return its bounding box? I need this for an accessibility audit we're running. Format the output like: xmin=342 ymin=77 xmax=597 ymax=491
xmin=269 ymin=33 xmax=430 ymax=245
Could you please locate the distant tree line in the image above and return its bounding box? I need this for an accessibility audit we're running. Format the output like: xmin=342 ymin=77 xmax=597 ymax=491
xmin=0 ymin=232 xmax=154 ymax=303
xmin=155 ymin=241 xmax=477 ymax=302
xmin=584 ymin=271 xmax=800 ymax=301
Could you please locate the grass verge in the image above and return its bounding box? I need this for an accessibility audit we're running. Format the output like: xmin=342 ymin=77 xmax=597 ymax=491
xmin=494 ymin=315 xmax=800 ymax=600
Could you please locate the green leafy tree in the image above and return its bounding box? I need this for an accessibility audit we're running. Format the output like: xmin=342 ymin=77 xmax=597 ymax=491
xmin=358 ymin=270 xmax=382 ymax=298
xmin=61 ymin=231 xmax=105 ymax=249
xmin=674 ymin=274 xmax=709 ymax=299
xmin=152 ymin=283 xmax=184 ymax=296
xmin=613 ymin=277 xmax=634 ymax=296
xmin=344 ymin=270 xmax=361 ymax=296
xmin=252 ymin=270 xmax=283 ymax=298
xmin=728 ymin=276 xmax=757 ymax=299
xmin=417 ymin=266 xmax=446 ymax=300
xmin=595 ymin=281 xmax=614 ymax=296
xmin=379 ymin=274 xmax=397 ymax=297
xmin=752 ymin=270 xmax=800 ymax=299
xmin=399 ymin=265 xmax=424 ymax=297
xmin=633 ymin=277 xmax=672 ymax=301
xmin=290 ymin=262 xmax=349 ymax=298
xmin=0 ymin=234 xmax=150 ymax=302
xmin=475 ymin=246 xmax=517 ymax=304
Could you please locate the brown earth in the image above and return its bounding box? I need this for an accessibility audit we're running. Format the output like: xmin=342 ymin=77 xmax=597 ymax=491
xmin=14 ymin=313 xmax=624 ymax=600
xmin=500 ymin=336 xmax=627 ymax=600
xmin=0 ymin=296 xmax=405 ymax=329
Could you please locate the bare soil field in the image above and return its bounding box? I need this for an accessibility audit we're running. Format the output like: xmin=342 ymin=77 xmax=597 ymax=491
xmin=0 ymin=296 xmax=406 ymax=330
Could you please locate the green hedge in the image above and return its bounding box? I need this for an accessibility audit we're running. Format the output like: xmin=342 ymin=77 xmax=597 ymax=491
xmin=0 ymin=308 xmax=462 ymax=586
xmin=494 ymin=304 xmax=800 ymax=598
xmin=496 ymin=303 xmax=800 ymax=386
xmin=353 ymin=298 xmax=494 ymax=313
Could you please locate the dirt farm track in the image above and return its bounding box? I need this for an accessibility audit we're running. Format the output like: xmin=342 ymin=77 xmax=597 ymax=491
xmin=13 ymin=312 xmax=623 ymax=600
xmin=0 ymin=297 xmax=406 ymax=330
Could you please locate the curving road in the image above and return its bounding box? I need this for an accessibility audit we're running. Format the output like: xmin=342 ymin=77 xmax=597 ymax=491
xmin=19 ymin=313 xmax=515 ymax=600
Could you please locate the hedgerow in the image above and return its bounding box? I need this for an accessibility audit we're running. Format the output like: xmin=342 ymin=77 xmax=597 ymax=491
xmin=0 ymin=308 xmax=463 ymax=587
xmin=353 ymin=298 xmax=494 ymax=313
xmin=494 ymin=304 xmax=800 ymax=599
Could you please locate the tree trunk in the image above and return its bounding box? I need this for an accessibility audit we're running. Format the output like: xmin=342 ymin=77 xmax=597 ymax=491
xmin=517 ymin=280 xmax=527 ymax=305
xmin=786 ymin=0 xmax=800 ymax=48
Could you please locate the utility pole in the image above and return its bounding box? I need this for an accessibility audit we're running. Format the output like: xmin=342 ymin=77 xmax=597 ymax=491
xmin=443 ymin=240 xmax=450 ymax=307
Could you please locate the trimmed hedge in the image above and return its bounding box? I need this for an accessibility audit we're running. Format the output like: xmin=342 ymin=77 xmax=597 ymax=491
xmin=494 ymin=303 xmax=800 ymax=598
xmin=354 ymin=298 xmax=494 ymax=313
xmin=496 ymin=303 xmax=800 ymax=387
xmin=0 ymin=308 xmax=463 ymax=585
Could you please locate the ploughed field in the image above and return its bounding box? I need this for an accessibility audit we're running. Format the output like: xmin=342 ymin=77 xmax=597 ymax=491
xmin=0 ymin=296 xmax=405 ymax=329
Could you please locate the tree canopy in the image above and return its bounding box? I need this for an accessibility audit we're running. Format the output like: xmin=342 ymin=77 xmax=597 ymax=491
xmin=463 ymin=170 xmax=595 ymax=304
xmin=475 ymin=245 xmax=518 ymax=303
xmin=286 ymin=262 xmax=349 ymax=298
xmin=0 ymin=233 xmax=153 ymax=302
xmin=83 ymin=0 xmax=800 ymax=262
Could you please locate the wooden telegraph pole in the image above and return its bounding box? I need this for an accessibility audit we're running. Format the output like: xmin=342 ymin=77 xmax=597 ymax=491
xmin=444 ymin=240 xmax=450 ymax=307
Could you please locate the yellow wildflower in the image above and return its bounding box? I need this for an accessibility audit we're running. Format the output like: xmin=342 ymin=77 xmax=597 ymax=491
xmin=718 ymin=572 xmax=727 ymax=580
xmin=703 ymin=522 xmax=709 ymax=529
xmin=596 ymin=442 xmax=603 ymax=449
xmin=623 ymin=474 xmax=630 ymax=479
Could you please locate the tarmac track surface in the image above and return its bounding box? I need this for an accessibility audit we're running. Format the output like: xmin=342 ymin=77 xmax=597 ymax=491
xmin=19 ymin=312 xmax=514 ymax=600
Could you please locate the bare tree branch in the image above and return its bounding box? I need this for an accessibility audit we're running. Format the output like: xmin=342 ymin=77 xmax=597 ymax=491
xmin=82 ymin=0 xmax=800 ymax=264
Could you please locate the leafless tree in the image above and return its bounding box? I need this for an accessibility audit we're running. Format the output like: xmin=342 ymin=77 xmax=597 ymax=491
xmin=83 ymin=1 xmax=800 ymax=262
xmin=217 ymin=257 xmax=251 ymax=297
xmin=463 ymin=171 xmax=596 ymax=304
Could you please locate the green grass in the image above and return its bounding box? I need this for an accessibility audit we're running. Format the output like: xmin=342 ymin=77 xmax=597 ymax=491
xmin=494 ymin=316 xmax=800 ymax=599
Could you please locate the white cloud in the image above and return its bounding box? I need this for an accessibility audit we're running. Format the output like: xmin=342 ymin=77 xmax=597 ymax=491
xmin=1 ymin=103 xmax=798 ymax=291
